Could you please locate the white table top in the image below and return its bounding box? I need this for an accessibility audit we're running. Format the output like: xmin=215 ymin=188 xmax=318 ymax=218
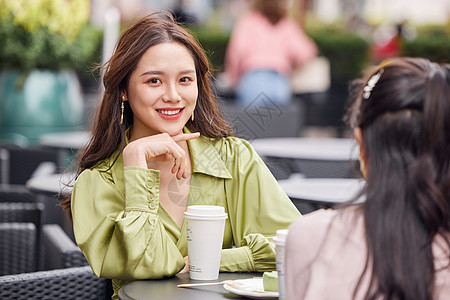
xmin=251 ymin=137 xmax=359 ymax=161
xmin=278 ymin=175 xmax=365 ymax=205
xmin=26 ymin=173 xmax=75 ymax=196
xmin=39 ymin=131 xmax=91 ymax=151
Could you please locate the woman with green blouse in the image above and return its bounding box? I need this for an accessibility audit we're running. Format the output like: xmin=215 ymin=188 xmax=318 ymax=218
xmin=61 ymin=13 xmax=301 ymax=299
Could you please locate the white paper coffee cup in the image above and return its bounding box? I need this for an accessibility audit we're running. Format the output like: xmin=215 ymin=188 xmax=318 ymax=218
xmin=184 ymin=205 xmax=228 ymax=280
xmin=273 ymin=229 xmax=288 ymax=300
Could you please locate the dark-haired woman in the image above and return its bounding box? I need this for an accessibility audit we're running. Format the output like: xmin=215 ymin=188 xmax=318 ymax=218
xmin=285 ymin=57 xmax=450 ymax=300
xmin=61 ymin=13 xmax=300 ymax=299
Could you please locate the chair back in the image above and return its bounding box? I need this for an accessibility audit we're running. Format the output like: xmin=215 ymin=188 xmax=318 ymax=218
xmin=42 ymin=224 xmax=88 ymax=270
xmin=0 ymin=146 xmax=58 ymax=185
xmin=220 ymin=101 xmax=303 ymax=140
xmin=0 ymin=223 xmax=36 ymax=275
xmin=0 ymin=184 xmax=37 ymax=203
xmin=0 ymin=202 xmax=44 ymax=270
xmin=0 ymin=265 xmax=109 ymax=300
xmin=292 ymin=159 xmax=359 ymax=178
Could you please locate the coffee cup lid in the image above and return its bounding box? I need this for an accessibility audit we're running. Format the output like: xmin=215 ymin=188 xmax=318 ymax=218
xmin=184 ymin=205 xmax=228 ymax=220
xmin=273 ymin=229 xmax=288 ymax=245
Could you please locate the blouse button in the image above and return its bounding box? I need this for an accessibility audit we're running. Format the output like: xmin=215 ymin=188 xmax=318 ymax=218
xmin=147 ymin=194 xmax=155 ymax=201
xmin=146 ymin=182 xmax=153 ymax=189
xmin=149 ymin=201 xmax=157 ymax=210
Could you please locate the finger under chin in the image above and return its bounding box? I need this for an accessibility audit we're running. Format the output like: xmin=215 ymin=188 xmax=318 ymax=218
xmin=172 ymin=132 xmax=200 ymax=142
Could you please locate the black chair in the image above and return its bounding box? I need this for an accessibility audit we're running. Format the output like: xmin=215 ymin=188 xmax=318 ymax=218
xmin=292 ymin=159 xmax=360 ymax=178
xmin=0 ymin=184 xmax=37 ymax=203
xmin=0 ymin=265 xmax=110 ymax=300
xmin=263 ymin=157 xmax=297 ymax=180
xmin=41 ymin=224 xmax=88 ymax=270
xmin=0 ymin=145 xmax=58 ymax=185
xmin=0 ymin=202 xmax=44 ymax=270
xmin=41 ymin=224 xmax=114 ymax=299
xmin=219 ymin=100 xmax=304 ymax=140
xmin=0 ymin=223 xmax=36 ymax=275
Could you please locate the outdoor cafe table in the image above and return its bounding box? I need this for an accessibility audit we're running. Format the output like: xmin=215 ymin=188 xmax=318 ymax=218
xmin=39 ymin=131 xmax=91 ymax=151
xmin=250 ymin=137 xmax=360 ymax=178
xmin=277 ymin=175 xmax=365 ymax=211
xmin=38 ymin=131 xmax=91 ymax=168
xmin=26 ymin=172 xmax=74 ymax=197
xmin=250 ymin=137 xmax=359 ymax=161
xmin=118 ymin=272 xmax=263 ymax=300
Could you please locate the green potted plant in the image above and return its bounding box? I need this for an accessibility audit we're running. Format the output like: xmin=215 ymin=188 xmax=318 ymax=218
xmin=0 ymin=0 xmax=101 ymax=146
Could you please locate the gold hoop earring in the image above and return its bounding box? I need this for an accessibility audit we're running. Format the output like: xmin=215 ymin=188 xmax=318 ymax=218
xmin=191 ymin=111 xmax=194 ymax=122
xmin=120 ymin=96 xmax=125 ymax=124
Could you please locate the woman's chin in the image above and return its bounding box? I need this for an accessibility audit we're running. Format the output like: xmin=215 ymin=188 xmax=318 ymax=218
xmin=162 ymin=128 xmax=185 ymax=137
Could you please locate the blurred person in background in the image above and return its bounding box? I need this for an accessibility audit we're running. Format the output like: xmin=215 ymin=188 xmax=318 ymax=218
xmin=285 ymin=57 xmax=450 ymax=299
xmin=224 ymin=0 xmax=318 ymax=107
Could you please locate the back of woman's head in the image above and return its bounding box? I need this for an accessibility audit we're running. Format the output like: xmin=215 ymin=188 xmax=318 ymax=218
xmin=253 ymin=0 xmax=287 ymax=25
xmin=347 ymin=57 xmax=450 ymax=300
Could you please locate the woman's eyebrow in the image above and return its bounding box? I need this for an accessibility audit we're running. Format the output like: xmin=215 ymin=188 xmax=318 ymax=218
xmin=140 ymin=70 xmax=163 ymax=77
xmin=140 ymin=69 xmax=195 ymax=77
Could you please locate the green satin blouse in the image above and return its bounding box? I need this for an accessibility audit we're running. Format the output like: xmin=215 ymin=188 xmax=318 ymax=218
xmin=71 ymin=129 xmax=301 ymax=298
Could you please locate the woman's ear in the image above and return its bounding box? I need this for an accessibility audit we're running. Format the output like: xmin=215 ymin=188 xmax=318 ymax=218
xmin=354 ymin=128 xmax=363 ymax=147
xmin=354 ymin=128 xmax=367 ymax=179
xmin=121 ymin=91 xmax=128 ymax=102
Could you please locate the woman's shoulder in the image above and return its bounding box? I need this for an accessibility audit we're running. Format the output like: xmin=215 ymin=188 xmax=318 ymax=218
xmin=208 ymin=136 xmax=255 ymax=155
xmin=76 ymin=154 xmax=117 ymax=183
xmin=289 ymin=209 xmax=338 ymax=233
xmin=288 ymin=207 xmax=364 ymax=242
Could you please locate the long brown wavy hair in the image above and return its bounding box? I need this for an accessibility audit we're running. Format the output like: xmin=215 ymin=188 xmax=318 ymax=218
xmin=61 ymin=12 xmax=234 ymax=218
xmin=346 ymin=57 xmax=450 ymax=299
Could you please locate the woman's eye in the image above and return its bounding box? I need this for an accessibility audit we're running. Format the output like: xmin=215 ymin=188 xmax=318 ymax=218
xmin=147 ymin=78 xmax=160 ymax=84
xmin=180 ymin=77 xmax=193 ymax=83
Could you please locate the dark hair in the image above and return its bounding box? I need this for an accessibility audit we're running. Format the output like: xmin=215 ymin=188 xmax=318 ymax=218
xmin=253 ymin=0 xmax=287 ymax=25
xmin=346 ymin=57 xmax=450 ymax=300
xmin=61 ymin=13 xmax=234 ymax=217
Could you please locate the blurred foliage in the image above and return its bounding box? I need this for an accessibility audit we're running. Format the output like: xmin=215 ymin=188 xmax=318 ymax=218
xmin=401 ymin=25 xmax=450 ymax=63
xmin=187 ymin=26 xmax=230 ymax=73
xmin=307 ymin=28 xmax=371 ymax=82
xmin=0 ymin=0 xmax=102 ymax=74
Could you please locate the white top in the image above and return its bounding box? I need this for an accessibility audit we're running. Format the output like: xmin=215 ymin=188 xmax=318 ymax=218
xmin=285 ymin=209 xmax=450 ymax=300
xmin=250 ymin=137 xmax=359 ymax=161
xmin=278 ymin=175 xmax=365 ymax=204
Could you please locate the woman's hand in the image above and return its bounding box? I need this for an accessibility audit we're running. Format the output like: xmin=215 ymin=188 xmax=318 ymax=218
xmin=123 ymin=132 xmax=200 ymax=179
xmin=178 ymin=256 xmax=189 ymax=274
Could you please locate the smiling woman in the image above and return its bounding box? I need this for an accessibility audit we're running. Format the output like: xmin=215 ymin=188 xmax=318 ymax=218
xmin=61 ymin=12 xmax=301 ymax=300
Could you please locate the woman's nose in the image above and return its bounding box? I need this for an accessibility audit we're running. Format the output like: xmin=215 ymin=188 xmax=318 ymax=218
xmin=162 ymin=83 xmax=181 ymax=102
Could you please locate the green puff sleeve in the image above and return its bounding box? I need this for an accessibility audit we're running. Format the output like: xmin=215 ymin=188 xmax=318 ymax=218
xmin=72 ymin=165 xmax=185 ymax=280
xmin=218 ymin=138 xmax=302 ymax=272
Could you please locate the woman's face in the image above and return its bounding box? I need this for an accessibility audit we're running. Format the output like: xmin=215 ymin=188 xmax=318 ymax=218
xmin=126 ymin=42 xmax=198 ymax=139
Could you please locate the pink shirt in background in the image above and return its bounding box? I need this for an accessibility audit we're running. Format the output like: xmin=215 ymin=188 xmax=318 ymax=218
xmin=285 ymin=209 xmax=450 ymax=300
xmin=225 ymin=11 xmax=318 ymax=86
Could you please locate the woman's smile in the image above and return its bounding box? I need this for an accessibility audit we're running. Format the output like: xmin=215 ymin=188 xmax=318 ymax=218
xmin=156 ymin=108 xmax=184 ymax=120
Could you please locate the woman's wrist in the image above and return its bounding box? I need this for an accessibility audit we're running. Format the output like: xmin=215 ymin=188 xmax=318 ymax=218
xmin=123 ymin=142 xmax=147 ymax=168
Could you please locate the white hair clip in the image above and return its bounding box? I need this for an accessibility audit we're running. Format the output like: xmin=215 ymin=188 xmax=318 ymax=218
xmin=363 ymin=69 xmax=384 ymax=99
